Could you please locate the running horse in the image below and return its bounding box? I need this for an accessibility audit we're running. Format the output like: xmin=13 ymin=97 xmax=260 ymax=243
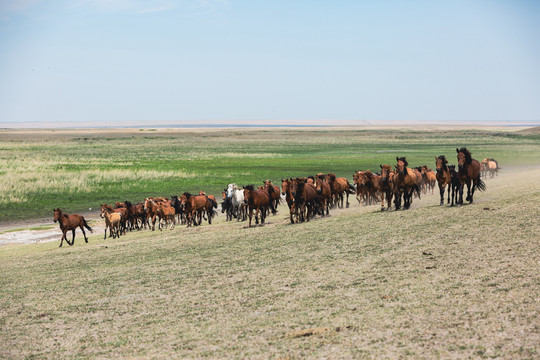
xmin=243 ymin=185 xmax=270 ymax=227
xmin=393 ymin=157 xmax=421 ymax=210
xmin=379 ymin=165 xmax=395 ymax=211
xmin=53 ymin=208 xmax=93 ymax=247
xmin=456 ymin=147 xmax=486 ymax=205
xmin=281 ymin=178 xmax=296 ymax=224
xmin=435 ymin=155 xmax=451 ymax=206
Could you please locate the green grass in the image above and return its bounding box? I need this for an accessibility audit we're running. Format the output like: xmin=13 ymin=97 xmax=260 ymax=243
xmin=0 ymin=165 xmax=538 ymax=359
xmin=1 ymin=127 xmax=540 ymax=223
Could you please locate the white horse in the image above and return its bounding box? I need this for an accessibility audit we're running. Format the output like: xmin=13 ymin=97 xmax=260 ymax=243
xmin=228 ymin=184 xmax=246 ymax=221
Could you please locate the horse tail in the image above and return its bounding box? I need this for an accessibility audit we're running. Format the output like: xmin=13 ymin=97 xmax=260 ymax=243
xmin=208 ymin=198 xmax=218 ymax=217
xmin=348 ymin=183 xmax=356 ymax=194
xmin=83 ymin=218 xmax=93 ymax=233
xmin=476 ymin=178 xmax=486 ymax=192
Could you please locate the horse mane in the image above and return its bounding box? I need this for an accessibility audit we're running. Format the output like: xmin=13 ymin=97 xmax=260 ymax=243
xmin=182 ymin=192 xmax=192 ymax=198
xmin=124 ymin=200 xmax=132 ymax=207
xmin=307 ymin=175 xmax=315 ymax=182
xmin=244 ymin=185 xmax=255 ymax=191
xmin=458 ymin=147 xmax=472 ymax=164
xmin=317 ymin=174 xmax=325 ymax=180
xmin=396 ymin=157 xmax=408 ymax=166
xmin=327 ymin=173 xmax=336 ymax=181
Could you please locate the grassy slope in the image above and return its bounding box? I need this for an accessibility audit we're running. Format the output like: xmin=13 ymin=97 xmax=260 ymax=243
xmin=1 ymin=128 xmax=539 ymax=222
xmin=0 ymin=167 xmax=538 ymax=359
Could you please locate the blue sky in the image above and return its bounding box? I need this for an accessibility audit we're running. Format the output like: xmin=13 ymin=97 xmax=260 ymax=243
xmin=1 ymin=0 xmax=539 ymax=125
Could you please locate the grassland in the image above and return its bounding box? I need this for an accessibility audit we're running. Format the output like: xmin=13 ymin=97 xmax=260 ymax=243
xmin=1 ymin=126 xmax=540 ymax=223
xmin=0 ymin=163 xmax=538 ymax=359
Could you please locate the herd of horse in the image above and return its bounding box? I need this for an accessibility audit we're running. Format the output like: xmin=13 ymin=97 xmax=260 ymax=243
xmin=53 ymin=147 xmax=496 ymax=247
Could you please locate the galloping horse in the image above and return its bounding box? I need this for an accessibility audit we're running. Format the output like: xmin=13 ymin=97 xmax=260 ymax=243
xmin=435 ymin=156 xmax=451 ymax=206
xmin=379 ymin=165 xmax=395 ymax=211
xmin=53 ymin=208 xmax=92 ymax=247
xmin=456 ymin=147 xmax=486 ymax=205
xmin=421 ymin=166 xmax=437 ymax=195
xmin=394 ymin=157 xmax=421 ymax=210
xmin=482 ymin=158 xmax=500 ymax=178
xmin=180 ymin=192 xmax=208 ymax=227
xmin=100 ymin=206 xmax=122 ymax=239
xmin=448 ymin=165 xmax=461 ymax=206
xmin=315 ymin=174 xmax=332 ymax=216
xmin=243 ymin=185 xmax=270 ymax=227
xmin=291 ymin=177 xmax=318 ymax=222
xmin=326 ymin=173 xmax=355 ymax=208
xmin=263 ymin=180 xmax=281 ymax=215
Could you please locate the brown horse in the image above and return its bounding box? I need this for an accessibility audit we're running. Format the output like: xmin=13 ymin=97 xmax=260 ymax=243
xmin=53 ymin=208 xmax=92 ymax=247
xmin=281 ymin=179 xmax=296 ymax=224
xmin=421 ymin=165 xmax=437 ymax=195
xmin=327 ymin=173 xmax=355 ymax=208
xmin=394 ymin=157 xmax=421 ymax=210
xmin=157 ymin=202 xmax=176 ymax=230
xmin=379 ymin=165 xmax=394 ymax=211
xmin=358 ymin=171 xmax=382 ymax=206
xmin=315 ymin=174 xmax=332 ymax=216
xmin=435 ymin=156 xmax=452 ymax=206
xmin=264 ymin=180 xmax=281 ymax=215
xmin=243 ymin=185 xmax=270 ymax=227
xmin=456 ymin=147 xmax=486 ymax=205
xmin=448 ymin=165 xmax=461 ymax=206
xmin=291 ymin=178 xmax=318 ymax=222
xmin=180 ymin=192 xmax=209 ymax=226
xmin=100 ymin=207 xmax=122 ymax=239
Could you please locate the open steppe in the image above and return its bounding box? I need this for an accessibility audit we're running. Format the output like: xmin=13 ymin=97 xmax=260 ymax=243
xmin=0 ymin=126 xmax=539 ymax=358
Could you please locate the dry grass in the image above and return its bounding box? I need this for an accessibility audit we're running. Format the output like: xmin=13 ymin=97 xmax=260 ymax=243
xmin=0 ymin=166 xmax=538 ymax=359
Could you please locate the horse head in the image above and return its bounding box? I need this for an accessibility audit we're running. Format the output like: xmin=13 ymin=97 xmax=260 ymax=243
xmin=396 ymin=157 xmax=408 ymax=175
xmin=380 ymin=165 xmax=391 ymax=183
xmin=53 ymin=208 xmax=62 ymax=223
xmin=457 ymin=147 xmax=472 ymax=170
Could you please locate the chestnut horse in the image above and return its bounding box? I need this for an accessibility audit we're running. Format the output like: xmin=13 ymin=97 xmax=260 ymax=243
xmin=421 ymin=165 xmax=437 ymax=195
xmin=243 ymin=185 xmax=270 ymax=227
xmin=394 ymin=157 xmax=421 ymax=210
xmin=53 ymin=208 xmax=92 ymax=247
xmin=181 ymin=192 xmax=209 ymax=226
xmin=379 ymin=165 xmax=395 ymax=211
xmin=456 ymin=147 xmax=486 ymax=205
xmin=435 ymin=156 xmax=452 ymax=206
xmin=327 ymin=173 xmax=355 ymax=208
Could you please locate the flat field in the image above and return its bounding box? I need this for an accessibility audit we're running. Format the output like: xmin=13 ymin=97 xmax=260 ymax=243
xmin=0 ymin=126 xmax=539 ymax=359
xmin=1 ymin=126 xmax=539 ymax=223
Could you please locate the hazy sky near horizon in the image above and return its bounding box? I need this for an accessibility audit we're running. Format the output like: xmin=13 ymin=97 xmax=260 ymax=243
xmin=1 ymin=0 xmax=539 ymax=125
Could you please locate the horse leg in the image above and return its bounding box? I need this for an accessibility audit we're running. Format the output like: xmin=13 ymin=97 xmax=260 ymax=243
xmin=59 ymin=230 xmax=66 ymax=247
xmin=458 ymin=183 xmax=464 ymax=206
xmin=439 ymin=184 xmax=445 ymax=206
xmin=80 ymin=225 xmax=88 ymax=243
xmin=346 ymin=192 xmax=350 ymax=208
xmin=466 ymin=180 xmax=472 ymax=202
xmin=70 ymin=229 xmax=76 ymax=246
xmin=248 ymin=207 xmax=253 ymax=227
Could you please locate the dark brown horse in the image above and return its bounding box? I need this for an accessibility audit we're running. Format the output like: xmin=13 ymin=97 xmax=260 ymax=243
xmin=264 ymin=180 xmax=281 ymax=215
xmin=315 ymin=174 xmax=332 ymax=216
xmin=291 ymin=178 xmax=318 ymax=222
xmin=394 ymin=157 xmax=421 ymax=210
xmin=435 ymin=155 xmax=452 ymax=206
xmin=456 ymin=147 xmax=486 ymax=205
xmin=448 ymin=165 xmax=461 ymax=206
xmin=53 ymin=208 xmax=92 ymax=247
xmin=281 ymin=178 xmax=296 ymax=224
xmin=243 ymin=185 xmax=270 ymax=227
xmin=379 ymin=165 xmax=395 ymax=211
